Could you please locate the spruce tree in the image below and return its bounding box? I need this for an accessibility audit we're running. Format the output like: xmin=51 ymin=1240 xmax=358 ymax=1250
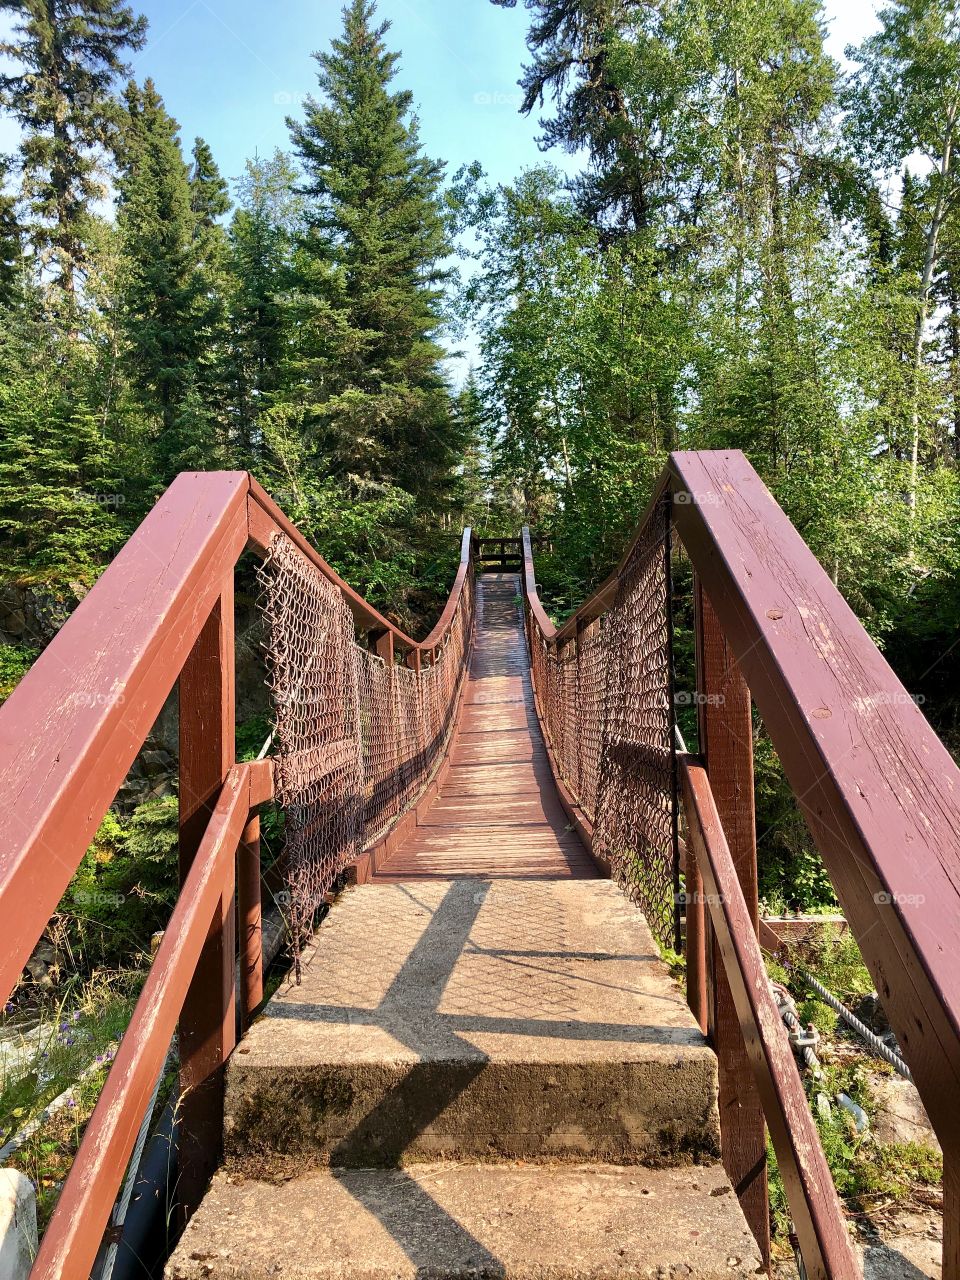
xmin=453 ymin=371 xmax=493 ymax=527
xmin=489 ymin=0 xmax=656 ymax=233
xmin=0 ymin=0 xmax=147 ymax=302
xmin=190 ymin=137 xmax=231 ymax=229
xmin=287 ymin=0 xmax=456 ymax=504
xmin=228 ymin=151 xmax=301 ymax=466
xmin=0 ymin=306 xmax=123 ymax=576
xmin=187 ymin=136 xmax=232 ymax=439
xmin=0 ymin=158 xmax=22 ymax=306
xmin=116 ymin=79 xmax=220 ymax=483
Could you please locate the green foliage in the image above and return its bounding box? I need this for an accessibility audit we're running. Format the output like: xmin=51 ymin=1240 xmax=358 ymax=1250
xmin=806 ymin=928 xmax=874 ymax=997
xmin=0 ymin=0 xmax=147 ymax=301
xmin=61 ymin=797 xmax=178 ymax=970
xmin=228 ymin=150 xmax=302 ymax=467
xmin=236 ymin=714 xmax=272 ymax=763
xmin=767 ymin=1062 xmax=942 ymax=1242
xmin=286 ymin=0 xmax=458 ymax=510
xmin=0 ymin=973 xmax=146 ymax=1227
xmin=0 ymin=642 xmax=37 ymax=700
xmin=754 ymin=731 xmax=837 ymax=913
xmin=0 ymin=308 xmax=127 ymax=579
xmin=116 ymin=79 xmax=225 ymax=485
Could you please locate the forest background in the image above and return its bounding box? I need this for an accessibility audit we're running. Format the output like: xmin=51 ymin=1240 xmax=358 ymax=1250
xmin=1 ymin=0 xmax=959 ymax=922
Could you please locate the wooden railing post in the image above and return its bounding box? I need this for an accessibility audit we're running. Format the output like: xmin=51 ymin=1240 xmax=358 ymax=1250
xmin=178 ymin=578 xmax=237 ymax=1217
xmin=695 ymin=575 xmax=770 ymax=1269
xmin=684 ymin=840 xmax=708 ymax=1033
xmin=946 ymin=1157 xmax=959 ymax=1280
xmin=238 ymin=813 xmax=263 ymax=1034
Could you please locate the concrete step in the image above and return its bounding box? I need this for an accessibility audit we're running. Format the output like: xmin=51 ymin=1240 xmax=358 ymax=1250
xmin=166 ymin=1162 xmax=763 ymax=1280
xmin=224 ymin=879 xmax=720 ymax=1175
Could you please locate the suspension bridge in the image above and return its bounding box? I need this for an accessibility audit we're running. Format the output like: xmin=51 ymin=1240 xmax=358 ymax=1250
xmin=0 ymin=452 xmax=958 ymax=1279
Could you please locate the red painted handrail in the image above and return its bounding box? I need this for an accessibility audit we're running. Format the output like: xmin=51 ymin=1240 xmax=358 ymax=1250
xmin=0 ymin=471 xmax=475 ymax=1277
xmin=0 ymin=475 xmax=473 ymax=1006
xmin=0 ymin=472 xmax=250 ymax=1004
xmin=681 ymin=757 xmax=859 ymax=1280
xmin=668 ymin=451 xmax=960 ymax=1157
xmin=34 ymin=764 xmax=256 ymax=1278
xmin=523 ymin=449 xmax=960 ymax=1278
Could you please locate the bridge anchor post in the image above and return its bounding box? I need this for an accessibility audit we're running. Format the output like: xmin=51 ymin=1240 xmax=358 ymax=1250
xmin=177 ymin=579 xmax=237 ymax=1219
xmin=695 ymin=577 xmax=770 ymax=1271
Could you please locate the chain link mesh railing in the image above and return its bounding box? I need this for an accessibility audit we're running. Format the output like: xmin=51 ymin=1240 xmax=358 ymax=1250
xmin=526 ymin=494 xmax=680 ymax=949
xmin=259 ymin=533 xmax=475 ymax=959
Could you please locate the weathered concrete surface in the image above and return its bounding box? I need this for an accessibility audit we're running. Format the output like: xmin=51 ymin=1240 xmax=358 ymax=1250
xmin=773 ymin=1206 xmax=943 ymax=1279
xmin=0 ymin=1169 xmax=37 ymax=1280
xmin=166 ymin=1162 xmax=763 ymax=1280
xmin=225 ymin=879 xmax=719 ymax=1173
xmin=869 ymin=1071 xmax=941 ymax=1154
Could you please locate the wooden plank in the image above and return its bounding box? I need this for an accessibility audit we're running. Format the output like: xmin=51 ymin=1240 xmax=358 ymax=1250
xmin=0 ymin=471 xmax=249 ymax=1006
xmin=670 ymin=448 xmax=960 ymax=1160
xmin=695 ymin=577 xmax=769 ymax=1266
xmin=378 ymin=572 xmax=597 ymax=882
xmin=402 ymin=831 xmax=586 ymax=851
xmin=422 ymin=800 xmax=565 ymax=826
xmin=451 ymin=743 xmax=546 ymax=766
xmin=177 ymin=580 xmax=237 ymax=1217
xmin=682 ymin=758 xmax=859 ymax=1280
xmin=441 ymin=769 xmax=547 ymax=797
xmin=460 ymin=706 xmax=533 ymax=731
xmin=33 ymin=766 xmax=251 ymax=1280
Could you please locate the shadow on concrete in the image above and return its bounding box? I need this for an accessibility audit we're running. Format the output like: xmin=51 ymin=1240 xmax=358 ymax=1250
xmin=324 ymin=879 xmax=504 ymax=1273
xmin=862 ymin=1239 xmax=938 ymax=1279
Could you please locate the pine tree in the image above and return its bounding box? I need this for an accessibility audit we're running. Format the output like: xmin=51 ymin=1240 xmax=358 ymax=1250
xmin=187 ymin=136 xmax=232 ymax=440
xmin=0 ymin=157 xmax=22 ymax=306
xmin=0 ymin=305 xmax=124 ymax=576
xmin=287 ymin=0 xmax=456 ymax=505
xmin=489 ymin=0 xmax=671 ymax=234
xmin=0 ymin=0 xmax=147 ymax=303
xmin=452 ymin=371 xmax=492 ymax=527
xmin=190 ymin=137 xmax=231 ymax=228
xmin=228 ymin=151 xmax=302 ymax=467
xmin=116 ymin=79 xmax=221 ymax=483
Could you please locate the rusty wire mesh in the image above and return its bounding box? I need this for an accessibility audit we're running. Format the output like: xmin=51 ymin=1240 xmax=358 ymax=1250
xmin=259 ymin=533 xmax=475 ymax=958
xmin=527 ymin=495 xmax=680 ymax=948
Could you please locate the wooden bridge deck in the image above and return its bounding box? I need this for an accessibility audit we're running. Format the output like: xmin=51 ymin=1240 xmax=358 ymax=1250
xmin=375 ymin=573 xmax=597 ymax=881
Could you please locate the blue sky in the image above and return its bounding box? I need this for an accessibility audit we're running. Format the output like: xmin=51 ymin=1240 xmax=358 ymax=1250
xmin=121 ymin=0 xmax=880 ymax=196
xmin=125 ymin=0 xmax=559 ymax=191
xmin=0 ymin=0 xmax=884 ymax=378
xmin=108 ymin=0 xmax=881 ymax=381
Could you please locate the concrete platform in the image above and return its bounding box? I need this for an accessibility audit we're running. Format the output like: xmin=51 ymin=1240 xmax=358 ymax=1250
xmin=166 ymin=1162 xmax=764 ymax=1280
xmin=224 ymin=879 xmax=720 ymax=1173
